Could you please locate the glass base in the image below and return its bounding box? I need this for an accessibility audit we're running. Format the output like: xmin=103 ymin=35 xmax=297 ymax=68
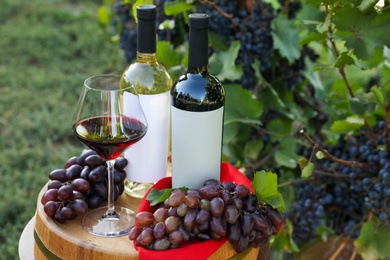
xmin=82 ymin=206 xmax=135 ymax=237
xmin=124 ymin=179 xmax=153 ymax=199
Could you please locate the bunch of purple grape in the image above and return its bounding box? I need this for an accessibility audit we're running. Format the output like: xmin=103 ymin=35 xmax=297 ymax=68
xmin=129 ymin=179 xmax=282 ymax=253
xmin=40 ymin=149 xmax=128 ymax=223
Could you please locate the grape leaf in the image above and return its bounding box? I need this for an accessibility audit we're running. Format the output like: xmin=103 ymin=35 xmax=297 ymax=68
xmin=301 ymin=162 xmax=314 ymax=178
xmin=354 ymin=218 xmax=390 ymax=259
xmin=349 ymin=97 xmax=366 ymax=116
xmin=274 ymin=138 xmax=299 ymax=169
xmin=224 ymin=84 xmax=263 ymax=125
xmin=244 ymin=140 xmax=264 ymax=161
xmin=156 ymin=41 xmax=181 ymax=68
xmin=271 ymin=14 xmax=301 ymax=63
xmin=97 ymin=5 xmax=110 ymax=26
xmin=334 ymin=52 xmax=355 ymax=68
xmin=358 ymin=0 xmax=380 ymax=14
xmin=253 ymin=170 xmax=285 ymax=213
xmin=330 ymin=116 xmax=365 ymax=133
xmin=271 ymin=219 xmax=299 ymax=253
xmin=333 ymin=5 xmax=390 ymax=60
xmin=371 ymin=86 xmax=384 ymax=105
xmin=209 ymin=41 xmax=242 ymax=81
xmin=164 ymin=1 xmax=195 ymax=16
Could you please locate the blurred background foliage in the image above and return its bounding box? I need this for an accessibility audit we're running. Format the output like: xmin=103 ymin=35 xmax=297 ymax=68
xmin=2 ymin=0 xmax=390 ymax=258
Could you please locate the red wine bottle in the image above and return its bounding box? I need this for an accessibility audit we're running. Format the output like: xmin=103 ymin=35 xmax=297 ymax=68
xmin=171 ymin=13 xmax=225 ymax=189
xmin=121 ymin=5 xmax=172 ymax=198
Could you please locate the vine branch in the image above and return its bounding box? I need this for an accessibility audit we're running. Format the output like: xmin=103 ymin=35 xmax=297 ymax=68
xmin=300 ymin=129 xmax=367 ymax=168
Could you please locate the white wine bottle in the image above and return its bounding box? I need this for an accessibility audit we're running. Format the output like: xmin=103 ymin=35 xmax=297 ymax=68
xmin=170 ymin=13 xmax=225 ymax=189
xmin=122 ymin=4 xmax=172 ymax=198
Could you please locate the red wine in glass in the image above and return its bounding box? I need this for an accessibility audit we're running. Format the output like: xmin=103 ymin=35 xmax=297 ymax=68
xmin=73 ymin=115 xmax=147 ymax=160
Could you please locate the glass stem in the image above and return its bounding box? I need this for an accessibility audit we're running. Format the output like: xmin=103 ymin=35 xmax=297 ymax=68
xmin=106 ymin=159 xmax=116 ymax=216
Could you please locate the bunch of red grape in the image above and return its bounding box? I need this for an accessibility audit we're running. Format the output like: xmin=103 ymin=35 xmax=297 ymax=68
xmin=40 ymin=149 xmax=128 ymax=223
xmin=129 ymin=179 xmax=282 ymax=253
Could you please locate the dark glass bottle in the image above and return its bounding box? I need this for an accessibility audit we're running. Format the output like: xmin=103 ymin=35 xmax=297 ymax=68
xmin=170 ymin=13 xmax=225 ymax=189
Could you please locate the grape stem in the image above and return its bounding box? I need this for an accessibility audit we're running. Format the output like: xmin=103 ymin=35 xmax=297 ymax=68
xmin=299 ymin=129 xmax=367 ymax=168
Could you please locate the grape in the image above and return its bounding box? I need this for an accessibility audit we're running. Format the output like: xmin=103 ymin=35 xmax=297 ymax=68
xmin=195 ymin=209 xmax=211 ymax=226
xmin=47 ymin=180 xmax=63 ymax=190
xmin=153 ymin=222 xmax=166 ymax=240
xmin=64 ymin=156 xmax=78 ymax=169
xmin=71 ymin=199 xmax=88 ymax=215
xmin=140 ymin=227 xmax=154 ymax=245
xmin=224 ymin=205 xmax=239 ymax=224
xmin=129 ymin=226 xmax=142 ymax=240
xmin=200 ymin=199 xmax=210 ymax=210
xmin=43 ymin=201 xmax=58 ymax=217
xmin=41 ymin=189 xmax=59 ymax=205
xmin=60 ymin=205 xmax=74 ymax=219
xmin=58 ymin=185 xmax=73 ymax=201
xmin=241 ymin=214 xmax=254 ymax=237
xmin=88 ymin=165 xmax=106 ymax=182
xmin=176 ymin=202 xmax=189 ymax=217
xmin=168 ymin=230 xmax=183 ymax=245
xmin=183 ymin=208 xmax=198 ymax=231
xmin=220 ymin=189 xmax=232 ymax=204
xmin=184 ymin=194 xmax=200 ymax=208
xmin=210 ymin=216 xmax=227 ymax=237
xmin=265 ymin=205 xmax=283 ymax=228
xmin=66 ymin=164 xmax=83 ymax=180
xmin=80 ymin=167 xmax=90 ymax=180
xmin=210 ymin=197 xmax=224 ymax=217
xmin=135 ymin=211 xmax=155 ymax=227
xmin=153 ymin=237 xmax=170 ymax=250
xmin=203 ymin=179 xmax=220 ymax=187
xmin=227 ymin=222 xmax=241 ymax=244
xmin=165 ymin=216 xmax=179 ymax=233
xmin=235 ymin=184 xmax=250 ymax=199
xmin=92 ymin=182 xmax=108 ymax=199
xmin=168 ymin=189 xmax=186 ymax=207
xmin=86 ymin=194 xmax=103 ymax=209
xmin=49 ymin=169 xmax=68 ymax=182
xmin=76 ymin=150 xmax=97 ymax=166
xmin=234 ymin=235 xmax=249 ymax=253
xmin=70 ymin=190 xmax=84 ymax=201
xmin=84 ymin=154 xmax=104 ymax=168
xmin=199 ymin=184 xmax=220 ymax=200
xmin=71 ymin=178 xmax=90 ymax=193
xmin=153 ymin=207 xmax=168 ymax=223
xmin=230 ymin=195 xmax=243 ymax=210
xmin=113 ymin=168 xmax=126 ymax=183
xmin=242 ymin=194 xmax=257 ymax=213
xmin=114 ymin=157 xmax=128 ymax=169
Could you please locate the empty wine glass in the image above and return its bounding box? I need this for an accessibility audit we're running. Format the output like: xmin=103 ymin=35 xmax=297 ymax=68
xmin=72 ymin=74 xmax=147 ymax=237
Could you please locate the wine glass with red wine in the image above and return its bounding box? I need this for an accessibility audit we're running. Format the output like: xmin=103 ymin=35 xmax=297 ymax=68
xmin=72 ymin=74 xmax=147 ymax=237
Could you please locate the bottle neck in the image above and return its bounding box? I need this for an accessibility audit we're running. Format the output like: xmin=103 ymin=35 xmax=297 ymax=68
xmin=137 ymin=19 xmax=156 ymax=54
xmin=136 ymin=52 xmax=157 ymax=63
xmin=187 ymin=26 xmax=208 ymax=71
xmin=187 ymin=65 xmax=208 ymax=74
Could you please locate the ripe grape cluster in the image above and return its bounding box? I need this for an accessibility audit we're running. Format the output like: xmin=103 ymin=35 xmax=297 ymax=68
xmin=288 ymin=120 xmax=390 ymax=245
xmin=41 ymin=149 xmax=127 ymax=223
xmin=129 ymin=179 xmax=282 ymax=253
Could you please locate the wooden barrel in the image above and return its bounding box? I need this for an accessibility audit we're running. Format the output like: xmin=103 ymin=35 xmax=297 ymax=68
xmin=34 ymin=184 xmax=260 ymax=259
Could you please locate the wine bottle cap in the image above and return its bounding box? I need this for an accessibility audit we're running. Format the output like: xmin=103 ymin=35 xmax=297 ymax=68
xmin=137 ymin=5 xmax=156 ymax=54
xmin=137 ymin=4 xmax=157 ymax=20
xmin=188 ymin=13 xmax=210 ymax=28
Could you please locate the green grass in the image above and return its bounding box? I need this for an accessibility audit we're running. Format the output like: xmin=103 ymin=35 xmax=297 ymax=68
xmin=0 ymin=0 xmax=126 ymax=258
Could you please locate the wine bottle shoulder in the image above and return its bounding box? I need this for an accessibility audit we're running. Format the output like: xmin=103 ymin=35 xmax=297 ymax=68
xmin=171 ymin=72 xmax=225 ymax=111
xmin=122 ymin=62 xmax=172 ymax=95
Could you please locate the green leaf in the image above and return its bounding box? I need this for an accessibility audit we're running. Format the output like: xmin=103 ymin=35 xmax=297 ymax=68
xmin=371 ymin=86 xmax=384 ymax=105
xmin=333 ymin=5 xmax=390 ymax=60
xmin=147 ymin=188 xmax=172 ymax=206
xmin=224 ymin=84 xmax=263 ymax=125
xmin=315 ymin=220 xmax=334 ymax=242
xmin=253 ymin=170 xmax=286 ymax=213
xmin=358 ymin=0 xmax=380 ymax=14
xmin=271 ymin=219 xmax=299 ymax=253
xmin=334 ymin=52 xmax=355 ymax=68
xmin=156 ymin=41 xmax=181 ymax=69
xmin=349 ymin=97 xmax=366 ymax=115
xmin=97 ymin=6 xmax=110 ymax=26
xmin=301 ymin=162 xmax=314 ymax=178
xmin=274 ymin=138 xmax=299 ymax=169
xmin=316 ymin=12 xmax=332 ymax=34
xmin=354 ymin=218 xmax=390 ymax=259
xmin=209 ymin=41 xmax=242 ymax=81
xmin=300 ymin=32 xmax=326 ymax=45
xmin=271 ymin=14 xmax=301 ymax=63
xmin=330 ymin=116 xmax=365 ymax=133
xmin=244 ymin=140 xmax=264 ymax=161
xmin=164 ymin=1 xmax=195 ymax=16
